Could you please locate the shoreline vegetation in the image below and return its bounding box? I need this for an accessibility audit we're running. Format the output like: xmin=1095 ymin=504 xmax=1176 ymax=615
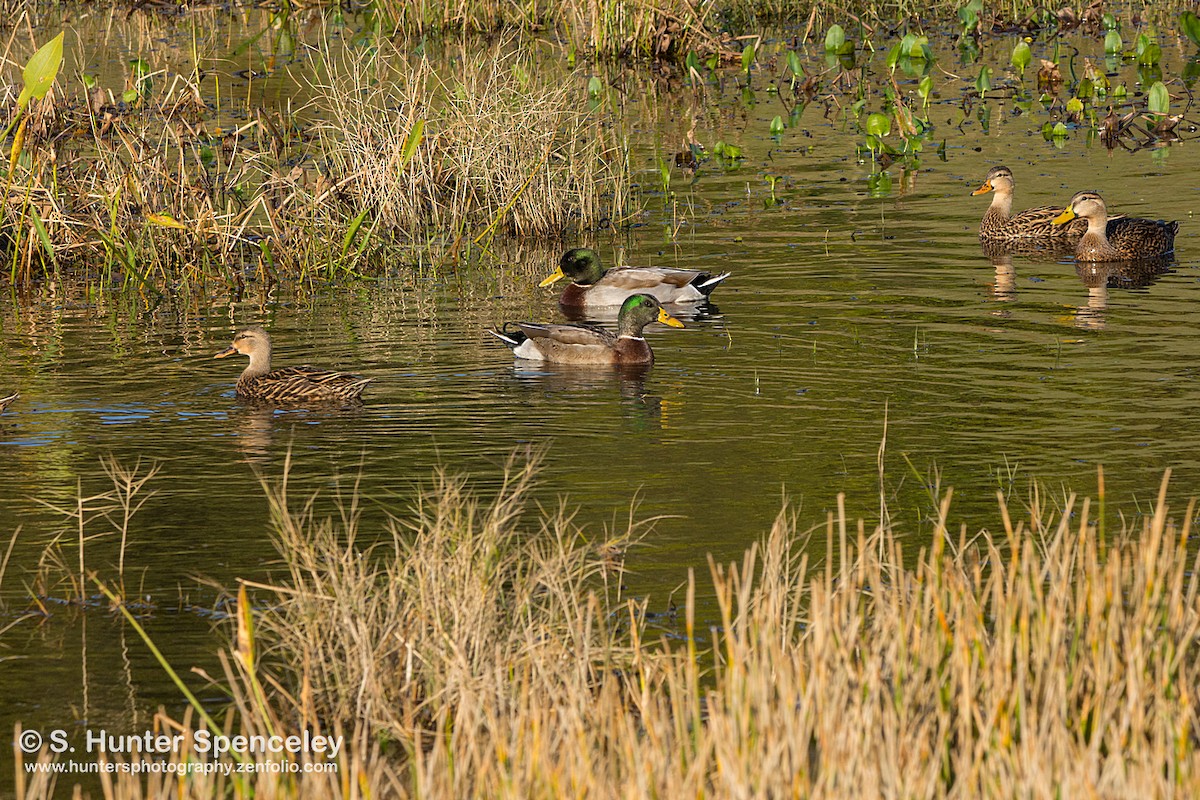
xmin=0 ymin=0 xmax=1196 ymax=288
xmin=9 ymin=455 xmax=1200 ymax=797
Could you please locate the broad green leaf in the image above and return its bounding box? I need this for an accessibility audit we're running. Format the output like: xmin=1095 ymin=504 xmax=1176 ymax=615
xmin=587 ymin=75 xmax=603 ymax=98
xmin=1183 ymin=11 xmax=1200 ymax=47
xmin=769 ymin=115 xmax=785 ymax=135
xmin=887 ymin=43 xmax=903 ymax=70
xmin=975 ymin=66 xmax=992 ymax=96
xmin=1052 ymin=121 xmax=1068 ymax=137
xmin=1066 ymin=97 xmax=1084 ymax=114
xmin=786 ymin=50 xmax=803 ymax=77
xmin=30 ymin=204 xmax=54 ymax=262
xmin=865 ymin=112 xmax=891 ymax=137
xmin=918 ymin=75 xmax=933 ymax=105
xmin=342 ymin=207 xmax=371 ymax=257
xmin=825 ymin=24 xmax=846 ymax=54
xmin=1011 ymin=41 xmax=1031 ymax=74
xmin=18 ymin=32 xmax=65 ymax=111
xmin=401 ymin=119 xmax=424 ymax=167
xmin=741 ymin=43 xmax=756 ymax=74
xmin=1148 ymin=81 xmax=1170 ymax=115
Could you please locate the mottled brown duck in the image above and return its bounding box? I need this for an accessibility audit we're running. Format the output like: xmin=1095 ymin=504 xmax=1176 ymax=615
xmin=0 ymin=390 xmax=17 ymax=412
xmin=972 ymin=166 xmax=1086 ymax=243
xmin=539 ymin=248 xmax=729 ymax=308
xmin=214 ymin=327 xmax=372 ymax=403
xmin=488 ymin=294 xmax=684 ymax=366
xmin=1052 ymin=191 xmax=1178 ymax=261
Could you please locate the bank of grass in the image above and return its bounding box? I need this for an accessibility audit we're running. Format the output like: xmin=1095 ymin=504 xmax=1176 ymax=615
xmin=17 ymin=458 xmax=1199 ymax=798
xmin=0 ymin=34 xmax=630 ymax=285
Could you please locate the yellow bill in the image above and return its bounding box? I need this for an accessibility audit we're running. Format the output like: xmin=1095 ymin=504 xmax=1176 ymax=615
xmin=1051 ymin=207 xmax=1076 ymax=225
xmin=538 ymin=266 xmax=566 ymax=288
xmin=657 ymin=308 xmax=685 ymax=328
xmin=214 ymin=347 xmax=237 ymax=358
xmin=970 ymin=180 xmax=993 ymax=196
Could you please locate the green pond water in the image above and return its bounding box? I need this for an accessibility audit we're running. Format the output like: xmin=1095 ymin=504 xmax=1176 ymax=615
xmin=2 ymin=11 xmax=1200 ymax=784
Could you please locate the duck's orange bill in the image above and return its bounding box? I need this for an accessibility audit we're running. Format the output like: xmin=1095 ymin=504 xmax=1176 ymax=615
xmin=1051 ymin=208 xmax=1076 ymax=225
xmin=214 ymin=347 xmax=237 ymax=358
xmin=657 ymin=308 xmax=685 ymax=328
xmin=538 ymin=267 xmax=566 ymax=288
xmin=971 ymin=180 xmax=993 ymax=196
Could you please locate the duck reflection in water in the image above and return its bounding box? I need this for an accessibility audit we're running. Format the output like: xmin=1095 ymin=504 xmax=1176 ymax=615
xmin=509 ymin=362 xmax=664 ymax=431
xmin=230 ymin=401 xmax=372 ymax=465
xmin=978 ymin=241 xmax=1073 ymax=306
xmin=1072 ymin=258 xmax=1172 ymax=331
xmin=979 ymin=243 xmax=1172 ymax=329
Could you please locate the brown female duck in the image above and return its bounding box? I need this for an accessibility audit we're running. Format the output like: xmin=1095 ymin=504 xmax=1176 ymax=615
xmin=1052 ymin=191 xmax=1178 ymax=261
xmin=488 ymin=294 xmax=684 ymax=365
xmin=0 ymin=390 xmax=17 ymax=412
xmin=214 ymin=327 xmax=372 ymax=403
xmin=972 ymin=166 xmax=1086 ymax=243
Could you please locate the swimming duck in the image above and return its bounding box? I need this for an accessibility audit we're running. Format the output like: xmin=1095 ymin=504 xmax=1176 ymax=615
xmin=488 ymin=294 xmax=684 ymax=365
xmin=0 ymin=390 xmax=17 ymax=412
xmin=1052 ymin=191 xmax=1178 ymax=261
xmin=214 ymin=327 xmax=372 ymax=404
xmin=539 ymin=248 xmax=729 ymax=308
xmin=973 ymin=166 xmax=1086 ymax=242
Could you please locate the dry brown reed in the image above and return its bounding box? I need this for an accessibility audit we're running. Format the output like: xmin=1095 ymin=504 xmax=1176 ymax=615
xmin=249 ymin=460 xmax=1200 ymax=798
xmin=13 ymin=460 xmax=1200 ymax=798
xmin=310 ymin=40 xmax=631 ymax=248
xmin=0 ymin=28 xmax=631 ymax=285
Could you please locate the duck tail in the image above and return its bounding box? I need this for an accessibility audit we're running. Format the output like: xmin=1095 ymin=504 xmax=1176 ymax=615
xmin=695 ymin=272 xmax=731 ymax=296
xmin=487 ymin=325 xmax=527 ymax=350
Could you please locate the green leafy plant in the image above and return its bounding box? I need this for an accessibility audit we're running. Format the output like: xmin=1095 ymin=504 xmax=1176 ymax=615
xmin=824 ymin=25 xmax=853 ymax=56
xmin=1011 ymin=41 xmax=1031 ymax=76
xmin=1148 ymin=81 xmax=1170 ymax=119
xmin=1104 ymin=29 xmax=1123 ymax=55
xmin=975 ymin=66 xmax=992 ymax=97
xmin=124 ymin=57 xmax=152 ymax=104
xmin=769 ymin=115 xmax=785 ymax=136
xmin=741 ymin=42 xmax=756 ymax=77
xmin=1136 ymin=33 xmax=1162 ymax=66
xmin=1181 ymin=11 xmax=1200 ymax=48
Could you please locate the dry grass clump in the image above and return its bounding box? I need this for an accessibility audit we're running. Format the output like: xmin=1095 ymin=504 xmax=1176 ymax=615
xmin=12 ymin=460 xmax=1200 ymax=798
xmin=256 ymin=462 xmax=1200 ymax=798
xmin=0 ymin=28 xmax=631 ymax=285
xmin=312 ymin=41 xmax=630 ymax=247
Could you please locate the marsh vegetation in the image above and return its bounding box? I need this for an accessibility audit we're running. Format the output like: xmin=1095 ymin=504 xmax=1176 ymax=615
xmin=4 ymin=0 xmax=1200 ymax=796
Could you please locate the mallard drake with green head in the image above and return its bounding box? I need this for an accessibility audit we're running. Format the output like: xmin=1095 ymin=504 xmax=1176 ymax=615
xmin=214 ymin=327 xmax=372 ymax=404
xmin=1052 ymin=191 xmax=1178 ymax=261
xmin=489 ymin=294 xmax=684 ymax=365
xmin=540 ymin=248 xmax=729 ymax=308
xmin=973 ymin=166 xmax=1086 ymax=242
xmin=0 ymin=390 xmax=17 ymax=413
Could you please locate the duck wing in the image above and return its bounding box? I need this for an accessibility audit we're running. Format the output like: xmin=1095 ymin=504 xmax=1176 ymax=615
xmin=1106 ymin=216 xmax=1178 ymax=257
xmin=241 ymin=366 xmax=372 ymax=403
xmin=592 ymin=267 xmax=729 ymax=304
xmin=517 ymin=322 xmax=616 ymax=347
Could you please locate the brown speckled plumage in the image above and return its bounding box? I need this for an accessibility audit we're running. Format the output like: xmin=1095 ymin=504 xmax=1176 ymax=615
xmin=214 ymin=327 xmax=371 ymax=404
xmin=0 ymin=390 xmax=17 ymax=412
xmin=973 ymin=166 xmax=1086 ymax=243
xmin=1054 ymin=191 xmax=1178 ymax=262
